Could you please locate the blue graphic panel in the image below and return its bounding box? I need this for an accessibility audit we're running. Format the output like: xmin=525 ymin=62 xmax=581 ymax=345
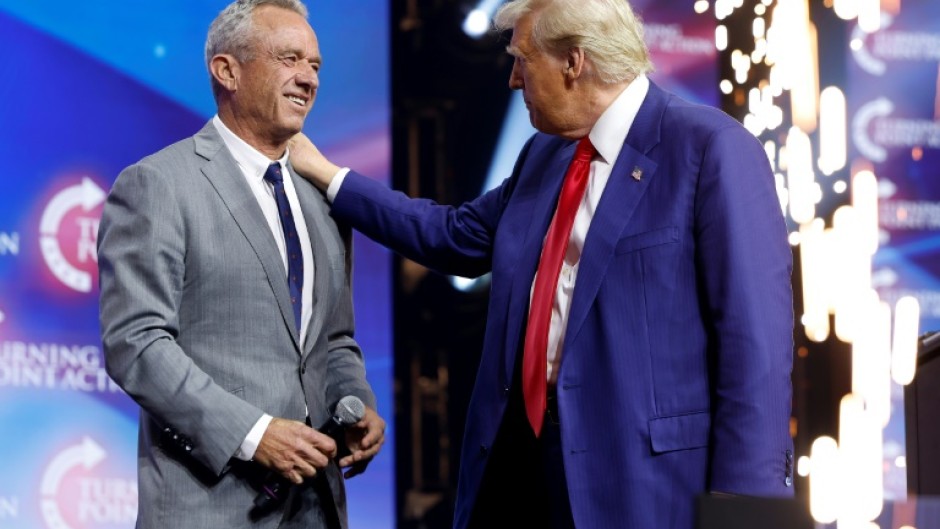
xmin=846 ymin=3 xmax=940 ymax=500
xmin=0 ymin=2 xmax=393 ymax=528
xmin=849 ymin=5 xmax=940 ymax=332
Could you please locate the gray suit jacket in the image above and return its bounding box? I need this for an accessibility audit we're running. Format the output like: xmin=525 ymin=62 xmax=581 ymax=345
xmin=98 ymin=121 xmax=376 ymax=529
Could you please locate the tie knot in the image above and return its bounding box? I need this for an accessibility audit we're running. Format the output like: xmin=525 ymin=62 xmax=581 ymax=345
xmin=574 ymin=137 xmax=595 ymax=162
xmin=263 ymin=162 xmax=284 ymax=184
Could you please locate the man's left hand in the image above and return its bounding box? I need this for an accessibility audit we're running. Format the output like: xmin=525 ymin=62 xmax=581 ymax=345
xmin=338 ymin=406 xmax=386 ymax=479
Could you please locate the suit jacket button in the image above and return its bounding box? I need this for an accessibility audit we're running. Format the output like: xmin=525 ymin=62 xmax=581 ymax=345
xmin=479 ymin=445 xmax=488 ymax=455
xmin=300 ymin=365 xmax=306 ymax=375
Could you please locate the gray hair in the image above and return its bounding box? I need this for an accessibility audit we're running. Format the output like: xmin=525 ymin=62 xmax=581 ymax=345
xmin=205 ymin=0 xmax=309 ymax=98
xmin=494 ymin=0 xmax=653 ymax=84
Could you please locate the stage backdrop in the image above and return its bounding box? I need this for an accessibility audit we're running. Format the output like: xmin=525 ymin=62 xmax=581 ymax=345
xmin=0 ymin=2 xmax=393 ymax=528
xmin=847 ymin=1 xmax=940 ymax=498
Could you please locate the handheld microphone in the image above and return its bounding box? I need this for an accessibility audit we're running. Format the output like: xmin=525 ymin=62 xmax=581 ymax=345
xmin=253 ymin=395 xmax=366 ymax=510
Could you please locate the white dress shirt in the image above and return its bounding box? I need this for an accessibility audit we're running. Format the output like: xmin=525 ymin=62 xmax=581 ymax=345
xmin=213 ymin=115 xmax=316 ymax=460
xmin=541 ymin=74 xmax=649 ymax=386
xmin=327 ymin=75 xmax=651 ymax=387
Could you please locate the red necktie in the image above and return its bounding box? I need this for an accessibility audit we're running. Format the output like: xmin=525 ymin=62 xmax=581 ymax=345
xmin=522 ymin=137 xmax=595 ymax=436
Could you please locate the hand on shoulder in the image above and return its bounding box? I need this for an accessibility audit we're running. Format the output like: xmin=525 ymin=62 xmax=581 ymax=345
xmin=289 ymin=133 xmax=342 ymax=190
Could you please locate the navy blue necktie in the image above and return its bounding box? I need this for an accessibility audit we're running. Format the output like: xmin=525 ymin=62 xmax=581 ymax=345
xmin=263 ymin=163 xmax=304 ymax=332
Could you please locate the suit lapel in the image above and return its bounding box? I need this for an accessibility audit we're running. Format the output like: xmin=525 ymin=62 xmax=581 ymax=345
xmin=502 ymin=140 xmax=577 ymax=381
xmin=193 ymin=122 xmax=302 ymax=350
xmin=563 ymin=82 xmax=667 ymax=350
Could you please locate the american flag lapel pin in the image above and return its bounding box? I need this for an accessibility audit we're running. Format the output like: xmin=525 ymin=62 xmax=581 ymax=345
xmin=631 ymin=166 xmax=643 ymax=181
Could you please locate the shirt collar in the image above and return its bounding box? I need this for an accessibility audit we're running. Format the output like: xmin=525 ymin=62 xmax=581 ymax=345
xmin=212 ymin=115 xmax=289 ymax=179
xmin=588 ymin=73 xmax=650 ymax=165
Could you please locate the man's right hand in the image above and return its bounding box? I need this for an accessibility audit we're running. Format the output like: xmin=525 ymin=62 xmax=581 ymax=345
xmin=252 ymin=417 xmax=337 ymax=484
xmin=289 ymin=133 xmax=341 ymax=191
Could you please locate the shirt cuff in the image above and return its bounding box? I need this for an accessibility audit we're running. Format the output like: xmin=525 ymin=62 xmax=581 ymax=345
xmin=234 ymin=413 xmax=273 ymax=461
xmin=326 ymin=167 xmax=351 ymax=202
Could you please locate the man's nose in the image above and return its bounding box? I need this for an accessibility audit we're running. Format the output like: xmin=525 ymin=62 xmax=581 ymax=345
xmin=296 ymin=69 xmax=318 ymax=91
xmin=508 ymin=63 xmax=523 ymax=90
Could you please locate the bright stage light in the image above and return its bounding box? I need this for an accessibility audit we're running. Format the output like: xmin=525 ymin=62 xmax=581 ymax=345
xmin=462 ymin=0 xmax=507 ymax=39
xmin=462 ymin=9 xmax=491 ymax=38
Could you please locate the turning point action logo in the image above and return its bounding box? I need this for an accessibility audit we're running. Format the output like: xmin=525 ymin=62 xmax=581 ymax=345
xmin=40 ymin=437 xmax=137 ymax=529
xmin=39 ymin=178 xmax=106 ymax=293
xmin=853 ymin=98 xmax=940 ymax=163
xmin=851 ymin=14 xmax=940 ymax=77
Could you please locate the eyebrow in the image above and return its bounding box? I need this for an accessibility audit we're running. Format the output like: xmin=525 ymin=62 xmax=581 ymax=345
xmin=277 ymin=47 xmax=322 ymax=63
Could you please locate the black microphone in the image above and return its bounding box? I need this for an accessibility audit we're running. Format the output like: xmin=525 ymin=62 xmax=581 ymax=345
xmin=253 ymin=395 xmax=366 ymax=510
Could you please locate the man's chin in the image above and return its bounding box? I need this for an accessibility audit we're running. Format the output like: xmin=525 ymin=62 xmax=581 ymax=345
xmin=528 ymin=114 xmax=547 ymax=134
xmin=278 ymin=120 xmax=307 ymax=140
xmin=281 ymin=108 xmax=309 ymax=128
xmin=530 ymin=120 xmax=551 ymax=136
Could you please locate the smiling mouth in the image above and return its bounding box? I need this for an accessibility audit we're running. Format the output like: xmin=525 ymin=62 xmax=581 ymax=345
xmin=286 ymin=95 xmax=307 ymax=106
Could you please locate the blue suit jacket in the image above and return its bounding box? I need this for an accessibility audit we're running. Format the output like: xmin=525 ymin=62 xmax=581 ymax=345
xmin=331 ymin=81 xmax=794 ymax=529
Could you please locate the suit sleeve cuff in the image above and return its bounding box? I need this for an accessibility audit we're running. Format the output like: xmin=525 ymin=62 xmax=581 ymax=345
xmin=234 ymin=413 xmax=273 ymax=461
xmin=326 ymin=167 xmax=351 ymax=202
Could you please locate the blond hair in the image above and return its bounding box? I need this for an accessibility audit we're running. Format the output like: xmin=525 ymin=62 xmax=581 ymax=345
xmin=494 ymin=0 xmax=653 ymax=84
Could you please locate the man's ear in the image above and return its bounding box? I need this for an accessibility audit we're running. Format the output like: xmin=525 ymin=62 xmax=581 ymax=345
xmin=565 ymin=47 xmax=586 ymax=80
xmin=209 ymin=54 xmax=240 ymax=92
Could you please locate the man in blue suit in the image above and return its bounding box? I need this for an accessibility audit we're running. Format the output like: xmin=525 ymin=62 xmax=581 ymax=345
xmin=294 ymin=0 xmax=794 ymax=527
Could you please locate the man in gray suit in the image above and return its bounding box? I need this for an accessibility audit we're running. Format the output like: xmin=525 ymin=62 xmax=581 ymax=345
xmin=97 ymin=1 xmax=385 ymax=527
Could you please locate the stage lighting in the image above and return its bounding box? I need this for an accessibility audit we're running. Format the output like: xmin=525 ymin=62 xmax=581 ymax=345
xmin=461 ymin=0 xmax=506 ymax=39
